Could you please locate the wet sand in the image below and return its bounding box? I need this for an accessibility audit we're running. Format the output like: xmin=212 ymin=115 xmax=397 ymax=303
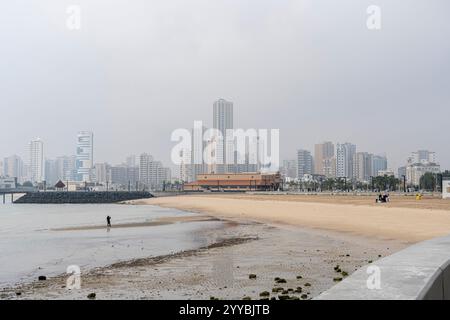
xmin=51 ymin=215 xmax=218 ymax=231
xmin=136 ymin=194 xmax=450 ymax=242
xmin=1 ymin=222 xmax=405 ymax=300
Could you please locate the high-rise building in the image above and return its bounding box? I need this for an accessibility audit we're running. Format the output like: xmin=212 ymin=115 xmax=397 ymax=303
xmin=56 ymin=155 xmax=77 ymax=181
xmin=93 ymin=163 xmax=111 ymax=184
xmin=3 ymin=155 xmax=24 ymax=182
xmin=314 ymin=142 xmax=334 ymax=176
xmin=372 ymin=155 xmax=388 ymax=176
xmin=76 ymin=131 xmax=94 ymax=182
xmin=190 ymin=124 xmax=208 ymax=181
xmin=408 ymin=150 xmax=436 ymax=164
xmin=28 ymin=138 xmax=44 ymax=183
xmin=126 ymin=155 xmax=137 ymax=168
xmin=45 ymin=159 xmax=59 ymax=186
xmin=297 ymin=149 xmax=314 ymax=178
xmin=398 ymin=166 xmax=407 ymax=179
xmin=406 ymin=163 xmax=441 ymax=186
xmin=110 ymin=165 xmax=139 ymax=187
xmin=281 ymin=159 xmax=297 ymax=179
xmin=323 ymin=157 xmax=336 ymax=178
xmin=336 ymin=143 xmax=356 ymax=179
xmin=353 ymin=152 xmax=373 ymax=182
xmin=139 ymin=154 xmax=171 ymax=191
xmin=213 ymin=99 xmax=233 ymax=173
xmin=405 ymin=150 xmax=440 ymax=185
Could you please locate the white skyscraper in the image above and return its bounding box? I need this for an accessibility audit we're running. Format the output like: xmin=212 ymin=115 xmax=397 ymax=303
xmin=336 ymin=143 xmax=356 ymax=179
xmin=76 ymin=131 xmax=94 ymax=182
xmin=28 ymin=138 xmax=44 ymax=183
xmin=213 ymin=99 xmax=234 ymax=173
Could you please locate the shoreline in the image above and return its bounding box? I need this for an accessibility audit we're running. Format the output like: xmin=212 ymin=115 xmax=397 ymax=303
xmin=134 ymin=194 xmax=450 ymax=243
xmin=1 ymin=197 xmax=410 ymax=300
xmin=2 ymin=219 xmax=405 ymax=300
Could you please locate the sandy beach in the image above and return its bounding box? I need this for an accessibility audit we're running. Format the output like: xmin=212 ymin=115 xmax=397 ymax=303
xmin=3 ymin=193 xmax=449 ymax=300
xmin=136 ymin=194 xmax=450 ymax=243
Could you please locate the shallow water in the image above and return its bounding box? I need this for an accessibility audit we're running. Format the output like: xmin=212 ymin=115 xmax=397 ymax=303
xmin=0 ymin=203 xmax=225 ymax=288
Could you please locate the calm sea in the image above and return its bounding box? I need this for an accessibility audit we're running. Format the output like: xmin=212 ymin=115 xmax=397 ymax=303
xmin=0 ymin=202 xmax=225 ymax=288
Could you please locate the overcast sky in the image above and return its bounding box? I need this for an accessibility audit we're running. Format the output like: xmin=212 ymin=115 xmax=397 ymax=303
xmin=1 ymin=0 xmax=449 ymax=171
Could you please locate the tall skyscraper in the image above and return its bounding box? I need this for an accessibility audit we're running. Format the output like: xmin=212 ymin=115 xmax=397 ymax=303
xmin=336 ymin=143 xmax=356 ymax=179
xmin=28 ymin=138 xmax=44 ymax=183
xmin=314 ymin=142 xmax=335 ymax=176
xmin=213 ymin=99 xmax=233 ymax=173
xmin=76 ymin=131 xmax=94 ymax=182
xmin=297 ymin=149 xmax=314 ymax=178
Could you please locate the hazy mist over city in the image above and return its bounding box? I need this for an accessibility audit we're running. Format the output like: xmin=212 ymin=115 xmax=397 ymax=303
xmin=1 ymin=0 xmax=449 ymax=171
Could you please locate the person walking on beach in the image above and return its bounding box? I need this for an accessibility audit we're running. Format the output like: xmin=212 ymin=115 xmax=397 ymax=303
xmin=106 ymin=215 xmax=111 ymax=228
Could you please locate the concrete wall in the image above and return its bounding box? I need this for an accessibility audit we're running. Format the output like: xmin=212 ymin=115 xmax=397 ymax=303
xmin=316 ymin=234 xmax=450 ymax=300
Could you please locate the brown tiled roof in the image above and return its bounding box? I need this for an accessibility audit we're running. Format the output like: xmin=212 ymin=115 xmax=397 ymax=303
xmin=54 ymin=180 xmax=66 ymax=188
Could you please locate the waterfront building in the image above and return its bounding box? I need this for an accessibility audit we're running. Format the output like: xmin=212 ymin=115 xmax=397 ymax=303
xmin=184 ymin=172 xmax=281 ymax=191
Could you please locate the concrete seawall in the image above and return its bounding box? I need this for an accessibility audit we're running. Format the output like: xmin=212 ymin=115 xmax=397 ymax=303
xmin=316 ymin=234 xmax=450 ymax=300
xmin=13 ymin=191 xmax=153 ymax=204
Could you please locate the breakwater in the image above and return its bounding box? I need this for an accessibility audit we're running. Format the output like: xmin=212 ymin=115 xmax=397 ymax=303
xmin=14 ymin=191 xmax=152 ymax=204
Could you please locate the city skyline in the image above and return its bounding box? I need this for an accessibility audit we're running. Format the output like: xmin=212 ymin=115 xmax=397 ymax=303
xmin=1 ymin=130 xmax=443 ymax=184
xmin=1 ymin=1 xmax=450 ymax=171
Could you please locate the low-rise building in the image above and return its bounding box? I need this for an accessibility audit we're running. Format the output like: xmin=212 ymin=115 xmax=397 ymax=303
xmin=378 ymin=170 xmax=395 ymax=177
xmin=0 ymin=177 xmax=17 ymax=189
xmin=184 ymin=172 xmax=281 ymax=191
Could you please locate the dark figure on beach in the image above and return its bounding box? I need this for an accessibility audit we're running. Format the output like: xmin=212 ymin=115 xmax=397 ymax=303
xmin=107 ymin=216 xmax=111 ymax=227
xmin=376 ymin=194 xmax=388 ymax=203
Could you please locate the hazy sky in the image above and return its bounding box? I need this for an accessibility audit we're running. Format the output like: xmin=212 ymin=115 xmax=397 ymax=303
xmin=1 ymin=0 xmax=449 ymax=171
